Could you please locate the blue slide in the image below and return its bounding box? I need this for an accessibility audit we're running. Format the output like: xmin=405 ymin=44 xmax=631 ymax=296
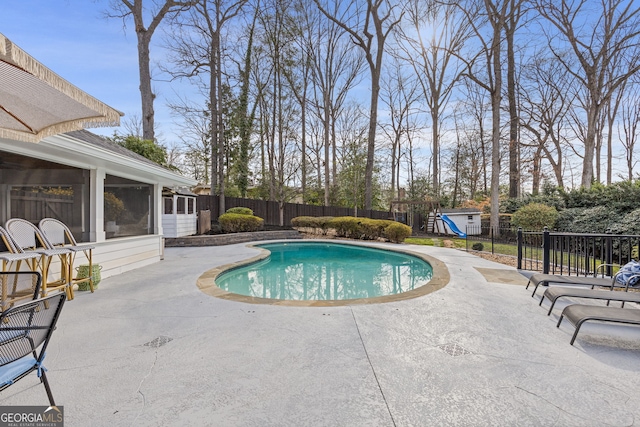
xmin=438 ymin=214 xmax=467 ymax=238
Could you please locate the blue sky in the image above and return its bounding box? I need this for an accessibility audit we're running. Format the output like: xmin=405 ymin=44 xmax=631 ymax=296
xmin=1 ymin=1 xmax=187 ymax=142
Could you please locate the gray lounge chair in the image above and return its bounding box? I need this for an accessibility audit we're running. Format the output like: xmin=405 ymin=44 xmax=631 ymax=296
xmin=557 ymin=304 xmax=640 ymax=345
xmin=540 ymin=286 xmax=640 ymax=315
xmin=526 ymin=265 xmax=620 ymax=297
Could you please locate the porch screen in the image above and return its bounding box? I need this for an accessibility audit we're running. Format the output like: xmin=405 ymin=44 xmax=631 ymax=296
xmin=104 ymin=175 xmax=153 ymax=239
xmin=0 ymin=150 xmax=90 ymax=242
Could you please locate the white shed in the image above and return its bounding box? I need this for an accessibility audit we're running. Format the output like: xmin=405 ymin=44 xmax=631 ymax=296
xmin=162 ymin=187 xmax=197 ymax=238
xmin=430 ymin=208 xmax=482 ymax=237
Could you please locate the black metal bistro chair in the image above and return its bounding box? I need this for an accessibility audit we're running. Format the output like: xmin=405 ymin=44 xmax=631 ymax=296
xmin=0 ymin=293 xmax=66 ymax=405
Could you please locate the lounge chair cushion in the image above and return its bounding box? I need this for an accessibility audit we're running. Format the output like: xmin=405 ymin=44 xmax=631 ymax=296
xmin=615 ymin=261 xmax=640 ymax=288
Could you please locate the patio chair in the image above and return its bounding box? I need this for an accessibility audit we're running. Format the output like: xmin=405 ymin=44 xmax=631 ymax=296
xmin=0 ymin=293 xmax=66 ymax=405
xmin=0 ymin=271 xmax=41 ymax=312
xmin=4 ymin=219 xmax=73 ymax=300
xmin=39 ymin=218 xmax=95 ymax=293
xmin=526 ymin=264 xmax=620 ymax=297
xmin=557 ymin=303 xmax=640 ymax=345
xmin=0 ymin=226 xmax=42 ymax=275
xmin=540 ymin=285 xmax=640 ymax=315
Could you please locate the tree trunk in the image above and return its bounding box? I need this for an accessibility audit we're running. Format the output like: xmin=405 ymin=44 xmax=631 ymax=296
xmin=136 ymin=31 xmax=155 ymax=142
xmin=581 ymin=104 xmax=598 ymax=188
xmin=490 ymin=19 xmax=502 ymax=235
xmin=324 ymin=93 xmax=331 ymax=206
xmin=506 ymin=18 xmax=519 ymax=198
xmin=364 ymin=74 xmax=380 ymax=210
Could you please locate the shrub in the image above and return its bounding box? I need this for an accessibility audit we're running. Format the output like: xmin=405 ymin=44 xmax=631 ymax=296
xmin=292 ymin=215 xmax=410 ymax=242
xmin=555 ymin=207 xmax=587 ymax=232
xmin=607 ymin=208 xmax=640 ymax=235
xmin=563 ymin=180 xmax=640 ymax=213
xmin=328 ymin=217 xmax=361 ymax=238
xmin=384 ymin=222 xmax=412 ymax=243
xmin=360 ymin=218 xmax=394 ymax=240
xmin=218 ymin=213 xmax=264 ymax=232
xmin=471 ymin=242 xmax=484 ymax=251
xmin=291 ymin=216 xmax=334 ymax=234
xmin=570 ymin=206 xmax=618 ymax=233
xmin=226 ymin=207 xmax=253 ymax=216
xmin=511 ymin=203 xmax=558 ymax=231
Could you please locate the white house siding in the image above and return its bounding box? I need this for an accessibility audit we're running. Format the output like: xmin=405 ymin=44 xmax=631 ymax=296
xmin=91 ymin=235 xmax=163 ymax=279
xmin=161 ymin=213 xmax=197 ymax=238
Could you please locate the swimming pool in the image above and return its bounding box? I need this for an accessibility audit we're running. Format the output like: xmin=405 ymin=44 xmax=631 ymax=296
xmin=212 ymin=241 xmax=439 ymax=304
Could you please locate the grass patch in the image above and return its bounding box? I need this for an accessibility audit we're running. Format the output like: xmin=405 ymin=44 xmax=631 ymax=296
xmin=405 ymin=237 xmax=436 ymax=246
xmin=466 ymin=240 xmax=520 ymax=256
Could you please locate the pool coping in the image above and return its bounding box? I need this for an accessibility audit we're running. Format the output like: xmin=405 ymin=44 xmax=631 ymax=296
xmin=196 ymin=240 xmax=451 ymax=306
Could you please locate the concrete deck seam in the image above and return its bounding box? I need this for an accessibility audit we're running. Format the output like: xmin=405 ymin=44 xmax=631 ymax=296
xmin=350 ymin=307 xmax=397 ymax=427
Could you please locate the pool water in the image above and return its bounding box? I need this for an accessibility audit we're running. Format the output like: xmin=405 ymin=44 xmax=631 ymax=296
xmin=215 ymin=242 xmax=434 ymax=301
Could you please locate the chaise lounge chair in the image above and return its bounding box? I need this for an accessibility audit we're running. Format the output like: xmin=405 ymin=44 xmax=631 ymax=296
xmin=540 ymin=286 xmax=640 ymax=315
xmin=557 ymin=303 xmax=640 ymax=345
xmin=526 ymin=264 xmax=620 ymax=297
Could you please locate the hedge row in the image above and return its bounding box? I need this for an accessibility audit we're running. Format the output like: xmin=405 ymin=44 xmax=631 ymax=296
xmin=291 ymin=216 xmax=412 ymax=243
xmin=510 ymin=202 xmax=640 ymax=234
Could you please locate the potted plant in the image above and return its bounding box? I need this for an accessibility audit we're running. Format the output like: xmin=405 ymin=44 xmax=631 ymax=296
xmin=104 ymin=192 xmax=124 ymax=235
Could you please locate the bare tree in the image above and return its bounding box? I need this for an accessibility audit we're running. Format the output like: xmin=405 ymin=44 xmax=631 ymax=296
xmin=107 ymin=0 xmax=196 ymax=142
xmin=304 ymin=3 xmax=363 ymax=205
xmin=397 ymin=0 xmax=469 ymax=196
xmin=519 ymin=52 xmax=576 ymax=190
xmin=535 ymin=0 xmax=640 ymax=188
xmin=455 ymin=0 xmax=513 ymax=232
xmin=618 ymin=82 xmax=640 ymax=181
xmin=380 ymin=61 xmax=419 ymax=202
xmin=459 ymin=78 xmax=491 ymax=194
xmin=168 ymin=96 xmax=212 ymax=182
xmin=163 ymin=0 xmax=247 ymax=215
xmin=313 ymin=0 xmax=403 ymax=210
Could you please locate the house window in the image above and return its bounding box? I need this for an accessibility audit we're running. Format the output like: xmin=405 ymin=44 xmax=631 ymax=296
xmin=164 ymin=197 xmax=173 ymax=214
xmin=104 ymin=175 xmax=153 ymax=239
xmin=188 ymin=198 xmax=194 ymax=214
xmin=468 ymin=215 xmax=473 ymax=221
xmin=177 ymin=197 xmax=186 ymax=214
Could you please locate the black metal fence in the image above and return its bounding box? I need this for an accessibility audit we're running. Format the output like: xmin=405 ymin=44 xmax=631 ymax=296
xmin=516 ymin=228 xmax=640 ymax=275
xmin=465 ymin=225 xmax=518 ymax=253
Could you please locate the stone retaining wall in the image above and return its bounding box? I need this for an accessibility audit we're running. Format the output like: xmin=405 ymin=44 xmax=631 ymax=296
xmin=165 ymin=230 xmax=302 ymax=247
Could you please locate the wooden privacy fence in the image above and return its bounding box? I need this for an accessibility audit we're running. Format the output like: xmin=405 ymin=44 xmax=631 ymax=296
xmin=11 ymin=190 xmax=75 ymax=225
xmin=197 ymin=195 xmax=393 ymax=228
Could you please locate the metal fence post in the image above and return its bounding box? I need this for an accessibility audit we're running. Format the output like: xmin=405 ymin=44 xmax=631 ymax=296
xmin=605 ymin=236 xmax=613 ymax=276
xmin=517 ymin=227 xmax=523 ymax=270
xmin=542 ymin=227 xmax=550 ymax=274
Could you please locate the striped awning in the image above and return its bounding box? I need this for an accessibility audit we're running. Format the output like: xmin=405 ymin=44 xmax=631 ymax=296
xmin=0 ymin=32 xmax=122 ymax=143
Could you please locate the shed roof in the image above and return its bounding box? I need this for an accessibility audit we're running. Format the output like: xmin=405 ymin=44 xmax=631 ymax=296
xmin=441 ymin=208 xmax=482 ymax=214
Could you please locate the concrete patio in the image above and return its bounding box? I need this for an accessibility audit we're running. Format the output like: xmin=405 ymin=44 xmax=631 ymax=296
xmin=1 ymin=241 xmax=639 ymax=426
